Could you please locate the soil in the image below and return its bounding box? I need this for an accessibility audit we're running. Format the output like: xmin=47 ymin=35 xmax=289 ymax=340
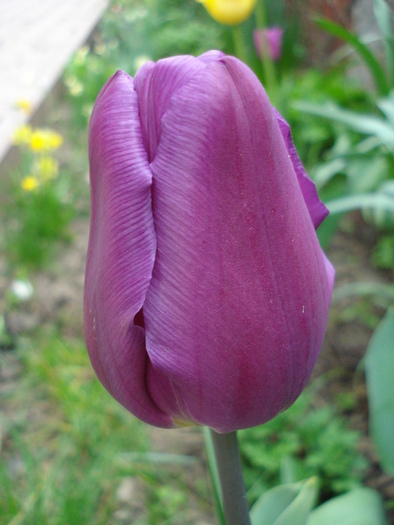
xmin=1 ymin=208 xmax=393 ymax=523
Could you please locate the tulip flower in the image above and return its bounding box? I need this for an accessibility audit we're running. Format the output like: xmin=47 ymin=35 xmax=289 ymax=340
xmin=254 ymin=26 xmax=284 ymax=61
xmin=84 ymin=51 xmax=334 ymax=434
xmin=196 ymin=0 xmax=257 ymax=25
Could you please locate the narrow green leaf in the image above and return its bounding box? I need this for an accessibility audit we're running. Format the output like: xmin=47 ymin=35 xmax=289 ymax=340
xmin=315 ymin=17 xmax=389 ymax=95
xmin=313 ymin=158 xmax=347 ymax=189
xmin=275 ymin=478 xmax=318 ymax=525
xmin=373 ymin=0 xmax=394 ymax=85
xmin=326 ymin=193 xmax=394 ymax=215
xmin=293 ymin=101 xmax=394 ymax=147
xmin=365 ymin=308 xmax=394 ymax=475
xmin=203 ymin=427 xmax=226 ymax=525
xmin=333 ymin=282 xmax=394 ymax=304
xmin=306 ymin=488 xmax=388 ymax=525
xmin=118 ymin=452 xmax=197 ymax=465
xmin=251 ymin=478 xmax=318 ymax=525
xmin=377 ymin=94 xmax=394 ymax=126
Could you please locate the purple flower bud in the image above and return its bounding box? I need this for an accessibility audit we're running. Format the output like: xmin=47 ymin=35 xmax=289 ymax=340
xmin=84 ymin=52 xmax=334 ymax=433
xmin=254 ymin=26 xmax=284 ymax=61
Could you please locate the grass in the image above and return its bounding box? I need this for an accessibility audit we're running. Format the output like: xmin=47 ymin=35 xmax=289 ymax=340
xmin=0 ymin=332 xmax=212 ymax=524
xmin=1 ymin=329 xmax=372 ymax=524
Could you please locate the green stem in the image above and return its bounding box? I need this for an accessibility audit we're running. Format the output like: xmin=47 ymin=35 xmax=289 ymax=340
xmin=254 ymin=0 xmax=277 ymax=101
xmin=231 ymin=25 xmax=248 ymax=65
xmin=209 ymin=429 xmax=251 ymax=525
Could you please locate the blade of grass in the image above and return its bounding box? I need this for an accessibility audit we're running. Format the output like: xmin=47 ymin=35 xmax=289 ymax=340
xmin=326 ymin=193 xmax=394 ymax=215
xmin=293 ymin=101 xmax=394 ymax=147
xmin=315 ymin=17 xmax=390 ymax=96
xmin=373 ymin=0 xmax=394 ymax=86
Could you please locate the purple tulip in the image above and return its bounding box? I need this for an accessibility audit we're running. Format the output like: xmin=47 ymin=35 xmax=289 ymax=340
xmin=254 ymin=26 xmax=284 ymax=62
xmin=84 ymin=51 xmax=334 ymax=433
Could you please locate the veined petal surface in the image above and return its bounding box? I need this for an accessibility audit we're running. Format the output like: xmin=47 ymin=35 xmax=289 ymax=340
xmin=140 ymin=55 xmax=333 ymax=432
xmin=85 ymin=70 xmax=172 ymax=428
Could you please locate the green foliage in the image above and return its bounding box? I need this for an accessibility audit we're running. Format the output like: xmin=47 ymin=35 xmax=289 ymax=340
xmin=239 ymin=390 xmax=369 ymax=506
xmin=314 ymin=17 xmax=390 ymax=96
xmin=372 ymin=233 xmax=394 ymax=269
xmin=3 ymin=173 xmax=74 ymax=269
xmin=292 ymin=3 xmax=394 ymax=246
xmin=2 ymin=126 xmax=75 ymax=271
xmin=306 ymin=487 xmax=388 ymax=525
xmin=365 ymin=308 xmax=394 ymax=476
xmin=147 ymin=484 xmax=188 ymax=524
xmin=1 ymin=334 xmax=146 ymax=524
xmin=278 ymin=68 xmax=373 ymax=170
xmin=250 ymin=478 xmax=319 ymax=525
xmin=1 ymin=332 xmax=209 ymax=524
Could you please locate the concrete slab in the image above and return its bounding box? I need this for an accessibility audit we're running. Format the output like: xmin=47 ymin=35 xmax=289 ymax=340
xmin=0 ymin=0 xmax=109 ymax=163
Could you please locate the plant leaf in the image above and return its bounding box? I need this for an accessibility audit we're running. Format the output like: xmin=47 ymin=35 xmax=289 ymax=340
xmin=373 ymin=0 xmax=394 ymax=86
xmin=377 ymin=94 xmax=394 ymax=126
xmin=315 ymin=17 xmax=389 ymax=95
xmin=306 ymin=488 xmax=388 ymax=525
xmin=365 ymin=307 xmax=394 ymax=475
xmin=326 ymin=193 xmax=394 ymax=215
xmin=293 ymin=101 xmax=394 ymax=147
xmin=333 ymin=282 xmax=394 ymax=304
xmin=251 ymin=478 xmax=318 ymax=525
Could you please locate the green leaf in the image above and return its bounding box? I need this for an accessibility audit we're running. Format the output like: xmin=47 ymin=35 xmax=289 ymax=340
xmin=326 ymin=193 xmax=394 ymax=215
xmin=313 ymin=158 xmax=347 ymax=189
xmin=306 ymin=488 xmax=388 ymax=525
xmin=293 ymin=101 xmax=394 ymax=147
xmin=333 ymin=282 xmax=394 ymax=304
xmin=373 ymin=0 xmax=394 ymax=86
xmin=315 ymin=17 xmax=389 ymax=95
xmin=251 ymin=478 xmax=318 ymax=525
xmin=365 ymin=307 xmax=394 ymax=475
xmin=377 ymin=94 xmax=394 ymax=126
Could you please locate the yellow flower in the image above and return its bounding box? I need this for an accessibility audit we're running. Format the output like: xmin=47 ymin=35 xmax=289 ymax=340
xmin=197 ymin=0 xmax=257 ymax=25
xmin=21 ymin=176 xmax=39 ymax=192
xmin=35 ymin=156 xmax=59 ymax=180
xmin=15 ymin=99 xmax=33 ymax=114
xmin=13 ymin=125 xmax=33 ymax=146
xmin=30 ymin=129 xmax=63 ymax=151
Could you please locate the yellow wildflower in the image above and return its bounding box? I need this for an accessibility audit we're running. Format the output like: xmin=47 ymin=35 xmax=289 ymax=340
xmin=15 ymin=99 xmax=33 ymax=114
xmin=21 ymin=176 xmax=39 ymax=192
xmin=197 ymin=0 xmax=257 ymax=25
xmin=30 ymin=129 xmax=63 ymax=151
xmin=13 ymin=125 xmax=33 ymax=146
xmin=35 ymin=156 xmax=59 ymax=180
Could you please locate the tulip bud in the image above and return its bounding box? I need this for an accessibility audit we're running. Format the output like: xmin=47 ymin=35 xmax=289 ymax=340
xmin=85 ymin=51 xmax=334 ymax=433
xmin=196 ymin=0 xmax=257 ymax=25
xmin=254 ymin=26 xmax=284 ymax=61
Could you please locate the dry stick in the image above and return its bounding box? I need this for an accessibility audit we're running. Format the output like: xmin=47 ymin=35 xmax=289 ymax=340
xmin=209 ymin=429 xmax=251 ymax=525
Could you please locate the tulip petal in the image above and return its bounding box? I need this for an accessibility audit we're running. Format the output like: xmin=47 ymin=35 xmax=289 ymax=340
xmin=85 ymin=70 xmax=172 ymax=428
xmin=275 ymin=110 xmax=329 ymax=229
xmin=135 ymin=56 xmax=207 ymax=163
xmin=141 ymin=55 xmax=333 ymax=432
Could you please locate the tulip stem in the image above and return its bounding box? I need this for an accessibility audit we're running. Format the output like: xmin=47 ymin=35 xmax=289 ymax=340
xmin=254 ymin=0 xmax=277 ymax=103
xmin=231 ymin=25 xmax=248 ymax=65
xmin=209 ymin=429 xmax=251 ymax=525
